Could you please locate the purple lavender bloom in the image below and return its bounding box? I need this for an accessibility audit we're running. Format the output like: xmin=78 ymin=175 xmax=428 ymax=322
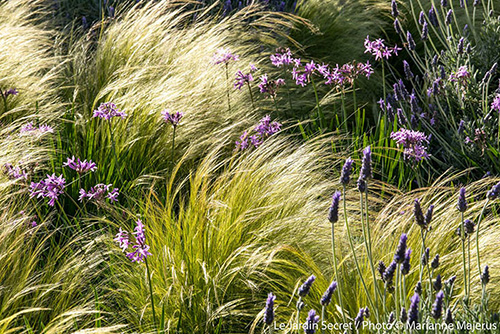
xmin=421 ymin=21 xmax=429 ymax=40
xmin=481 ymin=265 xmax=490 ymax=285
xmin=431 ymin=291 xmax=444 ymax=319
xmin=354 ymin=308 xmax=366 ymax=329
xmin=29 ymin=174 xmax=66 ymax=207
xmin=394 ymin=18 xmax=402 ymax=34
xmin=364 ymin=36 xmax=402 ymax=61
xmin=458 ymin=120 xmax=465 ymax=134
xmin=389 ymin=312 xmax=395 ymax=323
xmin=441 ymin=0 xmax=448 ymax=6
xmin=457 ymin=37 xmax=465 ymax=54
xmin=460 ymin=0 xmax=465 ymax=7
xmin=320 ymin=281 xmax=337 ymax=306
xmin=161 ymin=110 xmax=183 ymax=127
xmin=328 ymin=191 xmax=341 ymax=223
xmin=63 ymin=156 xmax=97 ymax=174
xmin=401 ymin=249 xmax=412 ymax=275
xmin=487 ymin=182 xmax=500 ymax=200
xmin=125 ymin=220 xmax=152 ymax=263
xmin=431 ymin=254 xmax=440 ymax=269
xmin=93 ymin=102 xmax=127 ymax=120
xmin=383 ymin=261 xmax=397 ymax=284
xmin=400 ymin=308 xmax=407 ymax=322
xmin=446 ymin=275 xmax=457 ymax=287
xmin=360 ymin=146 xmax=372 ymax=180
xmin=418 ymin=11 xmax=425 ymax=25
xmin=339 ymin=158 xmax=354 ymax=185
xmin=378 ymin=261 xmax=386 ymax=280
xmin=429 ymin=6 xmax=439 ymax=26
xmin=445 ymin=9 xmax=453 ymax=25
xmin=264 ymin=293 xmax=275 ymax=325
xmin=391 ymin=0 xmax=398 ymax=17
xmin=212 ymin=48 xmax=239 ymax=65
xmin=391 ymin=129 xmax=429 ymax=162
xmin=79 ymin=183 xmax=119 ymax=203
xmin=473 ymin=0 xmax=480 ymax=5
xmin=415 ymin=281 xmax=422 ymax=294
xmin=403 ymin=60 xmax=413 ymax=79
xmin=433 ymin=274 xmax=442 ymax=291
xmin=114 ymin=228 xmax=129 ymax=252
xmin=408 ymin=293 xmax=420 ymax=324
xmin=464 ymin=219 xmax=475 ymax=234
xmin=298 ymin=275 xmax=316 ymax=297
xmin=407 ymin=31 xmax=416 ymax=51
xmin=234 ymin=70 xmax=253 ymax=90
xmin=414 ymin=199 xmax=425 ymax=227
xmin=357 ymin=177 xmax=366 ymax=193
xmin=424 ymin=204 xmax=434 ymax=227
xmin=457 ymin=187 xmax=467 ymax=212
xmin=394 ymin=233 xmax=408 ymax=264
xmin=304 ymin=309 xmax=320 ymax=334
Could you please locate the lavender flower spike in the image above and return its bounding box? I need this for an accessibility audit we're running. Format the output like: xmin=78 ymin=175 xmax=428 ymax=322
xmin=304 ymin=309 xmax=320 ymax=334
xmin=360 ymin=146 xmax=372 ymax=180
xmin=408 ymin=293 xmax=420 ymax=324
xmin=432 ymin=291 xmax=444 ymax=319
xmin=394 ymin=233 xmax=408 ymax=264
xmin=407 ymin=31 xmax=416 ymax=51
xmin=328 ymin=191 xmax=341 ymax=223
xmin=298 ymin=275 xmax=316 ymax=297
xmin=320 ymin=281 xmax=337 ymax=306
xmin=414 ymin=199 xmax=425 ymax=227
xmin=401 ymin=249 xmax=412 ymax=275
xmin=433 ymin=274 xmax=442 ymax=291
xmin=339 ymin=158 xmax=354 ymax=185
xmin=457 ymin=187 xmax=467 ymax=212
xmin=481 ymin=265 xmax=490 ymax=285
xmin=264 ymin=293 xmax=275 ymax=325
xmin=487 ymin=182 xmax=500 ymax=200
xmin=354 ymin=308 xmax=366 ymax=329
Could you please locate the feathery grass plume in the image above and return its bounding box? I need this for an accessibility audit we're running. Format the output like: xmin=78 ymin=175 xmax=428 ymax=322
xmin=61 ymin=1 xmax=297 ymax=192
xmin=0 ymin=0 xmax=62 ymax=122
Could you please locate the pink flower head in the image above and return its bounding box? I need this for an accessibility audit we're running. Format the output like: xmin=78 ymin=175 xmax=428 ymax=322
xmin=364 ymin=35 xmax=402 ymax=61
xmin=29 ymin=174 xmax=66 ymax=207
xmin=93 ymin=102 xmax=127 ymax=120
xmin=212 ymin=48 xmax=239 ymax=65
xmin=63 ymin=156 xmax=97 ymax=174
xmin=79 ymin=183 xmax=119 ymax=203
xmin=161 ymin=110 xmax=183 ymax=127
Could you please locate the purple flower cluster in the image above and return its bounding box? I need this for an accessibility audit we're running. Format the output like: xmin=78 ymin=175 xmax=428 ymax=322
xmin=114 ymin=220 xmax=152 ymax=263
xmin=212 ymin=48 xmax=239 ymax=65
xmin=264 ymin=292 xmax=275 ymax=325
xmin=323 ymin=61 xmax=373 ymax=87
xmin=29 ymin=174 xmax=66 ymax=206
xmin=257 ymin=74 xmax=285 ymax=97
xmin=2 ymin=88 xmax=18 ymax=97
xmin=450 ymin=66 xmax=471 ymax=86
xmin=4 ymin=163 xmax=28 ymax=180
xmin=390 ymin=129 xmax=430 ymax=162
xmin=93 ymin=102 xmax=127 ymax=120
xmin=79 ymin=183 xmax=119 ymax=203
xmin=298 ymin=275 xmax=316 ymax=297
xmin=63 ymin=156 xmax=97 ymax=174
xmin=270 ymin=48 xmax=300 ymax=68
xmin=20 ymin=122 xmax=54 ymax=135
xmin=304 ymin=309 xmax=320 ymax=334
xmin=234 ymin=69 xmax=254 ymax=90
xmin=491 ymin=94 xmax=500 ymax=112
xmin=235 ymin=116 xmax=281 ymax=150
xmin=364 ymin=36 xmax=402 ymax=61
xmin=161 ymin=110 xmax=183 ymax=127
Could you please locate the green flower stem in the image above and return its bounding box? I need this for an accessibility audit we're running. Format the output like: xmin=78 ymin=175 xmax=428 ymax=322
xmin=246 ymin=82 xmax=255 ymax=109
xmin=460 ymin=212 xmax=468 ymax=304
xmin=225 ymin=63 xmax=231 ymax=111
xmin=476 ymin=199 xmax=489 ymax=278
xmin=296 ymin=297 xmax=302 ymax=334
xmin=171 ymin=126 xmax=177 ymax=168
xmin=145 ymin=258 xmax=158 ymax=333
xmin=321 ymin=305 xmax=325 ymax=334
xmin=311 ymin=76 xmax=323 ymax=129
xmin=331 ymin=223 xmax=347 ymax=323
xmin=342 ymin=185 xmax=377 ymax=319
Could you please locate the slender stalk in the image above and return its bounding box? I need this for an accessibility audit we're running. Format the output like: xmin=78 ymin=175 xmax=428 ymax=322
xmin=145 ymin=258 xmax=158 ymax=333
xmin=283 ymin=66 xmax=293 ymax=113
xmin=342 ymin=185 xmax=377 ymax=317
xmin=476 ymin=199 xmax=489 ymax=278
xmin=364 ymin=185 xmax=382 ymax=303
xmin=171 ymin=126 xmax=177 ymax=168
xmin=108 ymin=120 xmax=123 ymax=182
xmin=269 ymin=323 xmax=274 ymax=334
xmin=460 ymin=212 xmax=468 ymax=304
xmin=296 ymin=297 xmax=302 ymax=334
xmin=310 ymin=76 xmax=323 ymax=129
xmin=468 ymin=235 xmax=472 ymax=298
xmin=246 ymin=82 xmax=255 ymax=109
xmin=271 ymin=95 xmax=280 ymax=116
xmin=341 ymin=89 xmax=347 ymax=133
xmin=331 ymin=223 xmax=347 ymax=323
xmin=225 ymin=63 xmax=231 ymax=111
xmin=381 ymin=61 xmax=386 ymax=101
xmin=321 ymin=306 xmax=325 ymax=334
